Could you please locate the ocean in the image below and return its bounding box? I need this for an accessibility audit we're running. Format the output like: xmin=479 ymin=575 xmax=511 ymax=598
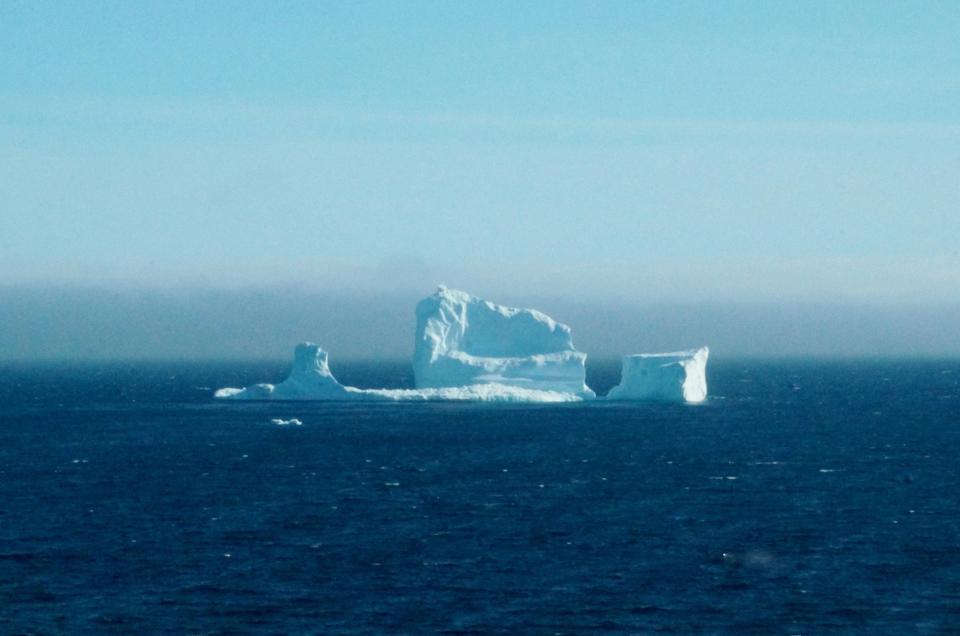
xmin=1 ymin=358 xmax=958 ymax=634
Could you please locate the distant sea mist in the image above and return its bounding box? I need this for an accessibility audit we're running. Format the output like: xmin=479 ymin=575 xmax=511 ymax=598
xmin=1 ymin=286 xmax=957 ymax=361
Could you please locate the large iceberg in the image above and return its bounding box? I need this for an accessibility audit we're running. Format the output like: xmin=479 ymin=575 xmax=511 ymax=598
xmin=214 ymin=288 xmax=709 ymax=404
xmin=413 ymin=286 xmax=594 ymax=398
xmin=605 ymin=347 xmax=709 ymax=403
xmin=215 ymin=286 xmax=595 ymax=402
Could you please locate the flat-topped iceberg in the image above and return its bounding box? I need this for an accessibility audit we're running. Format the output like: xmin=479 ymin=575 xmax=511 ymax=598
xmin=214 ymin=287 xmax=709 ymax=404
xmin=606 ymin=347 xmax=709 ymax=403
xmin=413 ymin=286 xmax=594 ymax=398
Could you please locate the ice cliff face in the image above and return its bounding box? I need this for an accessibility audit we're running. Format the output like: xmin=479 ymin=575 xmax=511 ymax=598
xmin=605 ymin=347 xmax=709 ymax=403
xmin=412 ymin=286 xmax=595 ymax=398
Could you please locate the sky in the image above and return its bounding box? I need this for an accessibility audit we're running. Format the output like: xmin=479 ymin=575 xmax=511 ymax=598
xmin=1 ymin=1 xmax=959 ymax=358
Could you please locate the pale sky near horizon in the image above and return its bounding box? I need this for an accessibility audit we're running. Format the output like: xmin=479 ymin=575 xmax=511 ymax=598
xmin=2 ymin=1 xmax=959 ymax=343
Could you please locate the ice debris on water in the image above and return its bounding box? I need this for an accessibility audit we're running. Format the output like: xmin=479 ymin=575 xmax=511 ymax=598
xmin=270 ymin=418 xmax=303 ymax=426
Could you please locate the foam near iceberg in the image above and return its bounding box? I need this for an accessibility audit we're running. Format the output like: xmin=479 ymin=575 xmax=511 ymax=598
xmin=214 ymin=287 xmax=709 ymax=404
xmin=605 ymin=347 xmax=709 ymax=403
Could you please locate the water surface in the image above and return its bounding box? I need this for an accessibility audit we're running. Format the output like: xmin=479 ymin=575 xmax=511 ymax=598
xmin=1 ymin=359 xmax=958 ymax=634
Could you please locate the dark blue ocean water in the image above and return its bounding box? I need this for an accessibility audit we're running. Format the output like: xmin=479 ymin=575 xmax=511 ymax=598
xmin=1 ymin=359 xmax=959 ymax=635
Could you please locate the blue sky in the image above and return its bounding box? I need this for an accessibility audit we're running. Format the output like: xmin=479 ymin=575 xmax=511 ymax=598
xmin=2 ymin=1 xmax=959 ymax=302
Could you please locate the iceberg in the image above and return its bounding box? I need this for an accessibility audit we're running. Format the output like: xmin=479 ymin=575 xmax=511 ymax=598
xmin=605 ymin=347 xmax=709 ymax=403
xmin=413 ymin=286 xmax=594 ymax=398
xmin=214 ymin=343 xmax=360 ymax=400
xmin=214 ymin=287 xmax=709 ymax=404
